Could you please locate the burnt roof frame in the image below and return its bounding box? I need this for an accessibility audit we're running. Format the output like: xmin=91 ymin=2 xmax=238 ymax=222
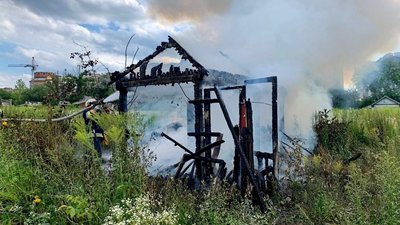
xmin=110 ymin=36 xmax=208 ymax=88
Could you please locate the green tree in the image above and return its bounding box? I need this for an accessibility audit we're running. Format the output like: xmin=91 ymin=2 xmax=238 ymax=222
xmin=0 ymin=89 xmax=11 ymax=100
xmin=329 ymin=88 xmax=359 ymax=108
xmin=39 ymin=74 xmax=82 ymax=105
xmin=358 ymin=54 xmax=400 ymax=106
xmin=368 ymin=59 xmax=400 ymax=100
xmin=25 ymin=85 xmax=50 ymax=102
xmin=12 ymin=79 xmax=28 ymax=105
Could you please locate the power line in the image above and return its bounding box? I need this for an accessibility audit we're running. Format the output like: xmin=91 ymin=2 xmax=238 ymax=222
xmin=124 ymin=34 xmax=136 ymax=68
xmin=252 ymin=101 xmax=272 ymax=106
xmin=178 ymin=83 xmax=191 ymax=101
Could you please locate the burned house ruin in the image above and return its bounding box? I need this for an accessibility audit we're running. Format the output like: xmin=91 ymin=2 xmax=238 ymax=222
xmin=109 ymin=36 xmax=278 ymax=212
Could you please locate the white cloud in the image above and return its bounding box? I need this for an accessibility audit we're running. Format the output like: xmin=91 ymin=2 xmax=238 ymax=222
xmin=0 ymin=0 xmax=178 ymax=78
xmin=0 ymin=73 xmax=31 ymax=88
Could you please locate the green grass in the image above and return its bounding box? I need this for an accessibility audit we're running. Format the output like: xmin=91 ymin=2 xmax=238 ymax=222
xmin=1 ymin=106 xmax=400 ymax=224
xmin=282 ymin=108 xmax=400 ymax=224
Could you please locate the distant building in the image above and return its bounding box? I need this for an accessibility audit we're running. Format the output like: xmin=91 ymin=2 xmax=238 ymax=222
xmin=24 ymin=101 xmax=42 ymax=106
xmin=1 ymin=99 xmax=12 ymax=106
xmin=368 ymin=96 xmax=400 ymax=108
xmin=30 ymin=72 xmax=56 ymax=88
xmin=58 ymin=100 xmax=71 ymax=106
xmin=0 ymin=87 xmax=14 ymax=92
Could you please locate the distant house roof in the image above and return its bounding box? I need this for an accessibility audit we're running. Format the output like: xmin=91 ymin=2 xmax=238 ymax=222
xmin=34 ymin=72 xmax=55 ymax=79
xmin=368 ymin=96 xmax=400 ymax=108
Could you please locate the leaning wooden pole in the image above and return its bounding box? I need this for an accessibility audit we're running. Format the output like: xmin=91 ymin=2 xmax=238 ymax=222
xmin=214 ymin=86 xmax=266 ymax=213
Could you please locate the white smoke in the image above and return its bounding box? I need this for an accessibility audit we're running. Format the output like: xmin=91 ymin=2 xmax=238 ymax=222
xmin=146 ymin=0 xmax=400 ymax=143
xmin=145 ymin=0 xmax=233 ymax=24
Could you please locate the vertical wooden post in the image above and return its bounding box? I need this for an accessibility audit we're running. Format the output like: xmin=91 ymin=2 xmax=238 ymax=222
xmin=203 ymin=89 xmax=212 ymax=177
xmin=246 ymin=99 xmax=254 ymax=171
xmin=271 ymin=77 xmax=278 ymax=179
xmin=239 ymin=88 xmax=247 ymax=191
xmin=118 ymin=87 xmax=128 ymax=113
xmin=233 ymin=125 xmax=240 ymax=184
xmin=194 ymin=82 xmax=203 ymax=179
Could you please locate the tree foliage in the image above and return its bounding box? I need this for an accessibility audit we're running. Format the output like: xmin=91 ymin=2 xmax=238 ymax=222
xmin=368 ymin=59 xmax=400 ymax=100
xmin=329 ymin=88 xmax=359 ymax=108
xmin=356 ymin=54 xmax=400 ymax=107
xmin=4 ymin=74 xmax=112 ymax=106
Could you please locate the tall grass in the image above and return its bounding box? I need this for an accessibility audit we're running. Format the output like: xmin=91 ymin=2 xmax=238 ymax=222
xmin=0 ymin=107 xmax=274 ymax=224
xmin=282 ymin=108 xmax=400 ymax=224
xmin=0 ymin=108 xmax=149 ymax=224
xmin=2 ymin=105 xmax=399 ymax=224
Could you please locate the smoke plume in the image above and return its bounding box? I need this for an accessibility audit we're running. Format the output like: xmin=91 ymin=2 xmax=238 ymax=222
xmin=147 ymin=0 xmax=400 ymax=143
xmin=145 ymin=0 xmax=233 ymax=24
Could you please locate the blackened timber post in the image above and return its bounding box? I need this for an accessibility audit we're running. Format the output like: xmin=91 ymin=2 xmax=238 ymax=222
xmin=203 ymin=89 xmax=212 ymax=177
xmin=233 ymin=125 xmax=240 ymax=184
xmin=194 ymin=82 xmax=204 ymax=179
xmin=118 ymin=87 xmax=128 ymax=113
xmin=239 ymin=87 xmax=248 ymax=192
xmin=271 ymin=76 xmax=278 ymax=179
xmin=117 ymin=83 xmax=129 ymax=156
xmin=246 ymin=99 xmax=254 ymax=171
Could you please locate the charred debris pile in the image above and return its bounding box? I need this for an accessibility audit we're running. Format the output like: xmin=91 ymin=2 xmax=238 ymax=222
xmin=109 ymin=36 xmax=278 ymax=212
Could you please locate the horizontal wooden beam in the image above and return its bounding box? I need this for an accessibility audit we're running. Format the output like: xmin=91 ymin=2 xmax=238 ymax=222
xmin=120 ymin=74 xmax=200 ymax=88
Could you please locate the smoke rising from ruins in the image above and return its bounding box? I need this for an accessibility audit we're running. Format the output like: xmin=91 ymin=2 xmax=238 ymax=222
xmin=146 ymin=0 xmax=233 ymax=24
xmin=147 ymin=0 xmax=400 ymax=141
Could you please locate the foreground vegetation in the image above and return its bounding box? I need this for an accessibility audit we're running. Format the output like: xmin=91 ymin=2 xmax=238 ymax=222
xmin=280 ymin=108 xmax=400 ymax=224
xmin=0 ymin=106 xmax=399 ymax=224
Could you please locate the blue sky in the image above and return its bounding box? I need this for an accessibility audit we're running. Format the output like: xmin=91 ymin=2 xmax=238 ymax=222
xmin=1 ymin=0 xmax=400 ymax=89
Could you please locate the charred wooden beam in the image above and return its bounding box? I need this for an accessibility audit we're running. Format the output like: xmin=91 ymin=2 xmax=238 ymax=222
xmin=120 ymin=74 xmax=198 ymax=88
xmin=167 ymin=36 xmax=207 ymax=72
xmin=220 ymin=85 xmax=245 ymax=90
xmin=187 ymin=132 xmax=222 ymax=137
xmin=161 ymin=132 xmax=194 ymax=155
xmin=175 ymin=154 xmax=191 ymax=179
xmin=174 ymin=153 xmax=226 ymax=179
xmin=211 ymin=134 xmax=223 ymax=173
xmin=139 ymin=61 xmax=149 ymax=78
xmin=150 ymin=63 xmax=163 ymax=78
xmin=171 ymin=139 xmax=225 ymax=180
xmin=281 ymin=131 xmax=312 ymax=155
xmin=189 ymin=99 xmax=220 ymax=104
xmin=194 ymin=140 xmax=225 ymax=157
xmin=179 ymin=161 xmax=195 ymax=178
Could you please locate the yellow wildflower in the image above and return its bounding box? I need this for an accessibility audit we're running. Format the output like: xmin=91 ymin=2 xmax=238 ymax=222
xmin=33 ymin=196 xmax=41 ymax=204
xmin=2 ymin=121 xmax=7 ymax=127
xmin=333 ymin=161 xmax=343 ymax=174
xmin=311 ymin=155 xmax=322 ymax=167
